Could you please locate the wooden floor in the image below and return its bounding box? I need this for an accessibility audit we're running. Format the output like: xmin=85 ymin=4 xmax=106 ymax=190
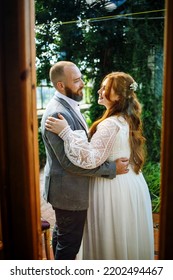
xmin=40 ymin=169 xmax=160 ymax=260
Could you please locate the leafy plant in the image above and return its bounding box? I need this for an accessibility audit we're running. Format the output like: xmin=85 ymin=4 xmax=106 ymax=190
xmin=143 ymin=161 xmax=161 ymax=213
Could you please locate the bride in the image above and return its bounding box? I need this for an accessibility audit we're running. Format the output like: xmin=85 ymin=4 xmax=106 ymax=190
xmin=45 ymin=71 xmax=154 ymax=260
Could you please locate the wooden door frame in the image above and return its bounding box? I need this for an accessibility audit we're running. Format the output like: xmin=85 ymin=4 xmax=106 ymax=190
xmin=0 ymin=0 xmax=42 ymax=259
xmin=159 ymin=0 xmax=173 ymax=260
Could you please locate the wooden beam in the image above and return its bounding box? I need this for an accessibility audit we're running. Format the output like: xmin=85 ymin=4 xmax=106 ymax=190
xmin=159 ymin=0 xmax=173 ymax=260
xmin=0 ymin=0 xmax=42 ymax=259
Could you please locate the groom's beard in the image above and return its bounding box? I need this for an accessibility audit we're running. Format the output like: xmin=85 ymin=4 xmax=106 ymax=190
xmin=65 ymin=86 xmax=83 ymax=102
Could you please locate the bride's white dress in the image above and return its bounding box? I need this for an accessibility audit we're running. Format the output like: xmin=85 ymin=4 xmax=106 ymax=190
xmin=59 ymin=116 xmax=154 ymax=260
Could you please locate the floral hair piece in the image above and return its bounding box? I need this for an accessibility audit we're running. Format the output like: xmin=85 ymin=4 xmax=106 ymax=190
xmin=130 ymin=81 xmax=138 ymax=91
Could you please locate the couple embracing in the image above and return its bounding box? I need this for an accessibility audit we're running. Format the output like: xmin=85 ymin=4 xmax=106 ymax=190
xmin=41 ymin=61 xmax=154 ymax=260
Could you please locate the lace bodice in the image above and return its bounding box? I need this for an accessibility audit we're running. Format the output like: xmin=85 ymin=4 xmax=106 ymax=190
xmin=59 ymin=116 xmax=130 ymax=169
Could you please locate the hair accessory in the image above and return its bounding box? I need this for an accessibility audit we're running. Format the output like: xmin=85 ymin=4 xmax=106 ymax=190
xmin=130 ymin=81 xmax=138 ymax=91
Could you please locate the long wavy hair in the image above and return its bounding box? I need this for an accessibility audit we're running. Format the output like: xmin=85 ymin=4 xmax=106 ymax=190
xmin=89 ymin=72 xmax=146 ymax=174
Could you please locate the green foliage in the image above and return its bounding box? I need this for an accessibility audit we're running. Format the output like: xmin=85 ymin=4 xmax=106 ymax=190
xmin=82 ymin=110 xmax=93 ymax=127
xmin=35 ymin=0 xmax=90 ymax=84
xmin=143 ymin=161 xmax=161 ymax=213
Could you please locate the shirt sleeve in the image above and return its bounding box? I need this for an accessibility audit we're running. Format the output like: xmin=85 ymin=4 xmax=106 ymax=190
xmin=59 ymin=118 xmax=120 ymax=169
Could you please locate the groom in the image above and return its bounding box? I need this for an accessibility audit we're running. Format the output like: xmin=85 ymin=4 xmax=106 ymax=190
xmin=41 ymin=61 xmax=129 ymax=260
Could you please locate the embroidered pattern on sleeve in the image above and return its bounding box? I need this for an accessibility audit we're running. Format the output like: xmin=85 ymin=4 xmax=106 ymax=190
xmin=60 ymin=118 xmax=120 ymax=169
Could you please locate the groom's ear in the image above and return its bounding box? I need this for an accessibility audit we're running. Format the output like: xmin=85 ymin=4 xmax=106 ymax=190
xmin=56 ymin=81 xmax=65 ymax=92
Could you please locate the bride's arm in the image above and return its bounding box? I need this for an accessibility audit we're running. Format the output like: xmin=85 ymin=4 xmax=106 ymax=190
xmin=46 ymin=115 xmax=119 ymax=169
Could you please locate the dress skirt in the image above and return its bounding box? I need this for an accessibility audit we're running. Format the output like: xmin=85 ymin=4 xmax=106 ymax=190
xmin=79 ymin=168 xmax=154 ymax=260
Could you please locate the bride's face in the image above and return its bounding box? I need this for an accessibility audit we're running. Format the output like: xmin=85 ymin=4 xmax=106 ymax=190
xmin=97 ymin=78 xmax=119 ymax=109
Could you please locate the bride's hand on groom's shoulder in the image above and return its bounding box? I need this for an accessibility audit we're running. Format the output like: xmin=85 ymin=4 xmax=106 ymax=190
xmin=45 ymin=113 xmax=68 ymax=134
